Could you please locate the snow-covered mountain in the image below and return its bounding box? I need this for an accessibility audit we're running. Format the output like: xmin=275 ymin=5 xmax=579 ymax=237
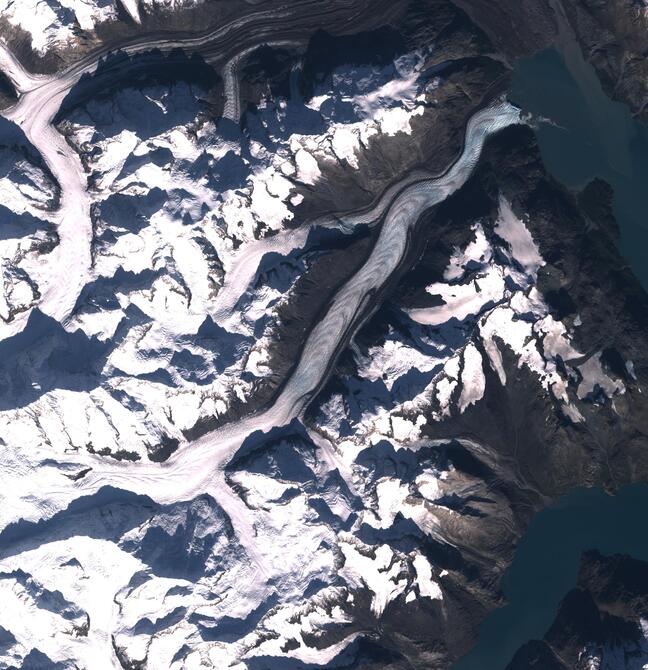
xmin=0 ymin=0 xmax=208 ymax=54
xmin=1 ymin=0 xmax=648 ymax=668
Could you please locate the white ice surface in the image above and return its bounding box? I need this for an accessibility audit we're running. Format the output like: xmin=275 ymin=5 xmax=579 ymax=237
xmin=458 ymin=343 xmax=486 ymax=412
xmin=494 ymin=196 xmax=544 ymax=278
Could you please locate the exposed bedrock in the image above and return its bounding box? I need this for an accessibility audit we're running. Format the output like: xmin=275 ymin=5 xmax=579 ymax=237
xmin=415 ymin=127 xmax=648 ymax=495
xmin=305 ymin=124 xmax=648 ymax=665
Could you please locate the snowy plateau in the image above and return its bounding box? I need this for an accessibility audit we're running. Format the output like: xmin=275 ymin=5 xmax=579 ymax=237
xmin=0 ymin=1 xmax=645 ymax=669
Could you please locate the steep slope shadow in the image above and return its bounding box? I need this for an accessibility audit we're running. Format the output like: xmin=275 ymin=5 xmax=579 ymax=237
xmin=55 ymin=48 xmax=223 ymax=127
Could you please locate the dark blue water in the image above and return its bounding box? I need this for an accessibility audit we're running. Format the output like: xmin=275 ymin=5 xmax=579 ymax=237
xmin=450 ymin=46 xmax=648 ymax=669
xmin=508 ymin=47 xmax=648 ymax=290
xmin=453 ymin=484 xmax=648 ymax=670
